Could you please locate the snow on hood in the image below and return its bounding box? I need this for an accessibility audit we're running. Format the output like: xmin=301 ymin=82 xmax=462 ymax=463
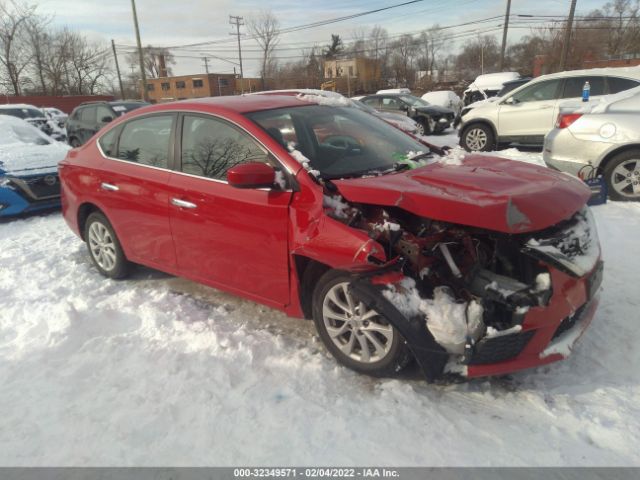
xmin=333 ymin=155 xmax=590 ymax=234
xmin=0 ymin=143 xmax=70 ymax=175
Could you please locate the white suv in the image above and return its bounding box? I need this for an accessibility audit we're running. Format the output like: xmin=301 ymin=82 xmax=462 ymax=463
xmin=458 ymin=67 xmax=640 ymax=151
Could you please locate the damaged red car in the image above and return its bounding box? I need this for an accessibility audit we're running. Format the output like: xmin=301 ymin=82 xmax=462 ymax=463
xmin=59 ymin=95 xmax=603 ymax=381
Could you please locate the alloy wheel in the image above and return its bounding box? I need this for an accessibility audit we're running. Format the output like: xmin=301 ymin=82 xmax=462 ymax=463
xmin=465 ymin=127 xmax=488 ymax=151
xmin=88 ymin=221 xmax=117 ymax=271
xmin=610 ymin=158 xmax=640 ymax=199
xmin=321 ymin=282 xmax=394 ymax=364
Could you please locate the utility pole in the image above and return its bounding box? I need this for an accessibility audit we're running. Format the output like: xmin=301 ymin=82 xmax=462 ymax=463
xmin=111 ymin=39 xmax=126 ymax=99
xmin=229 ymin=15 xmax=245 ymax=93
xmin=130 ymin=0 xmax=148 ymax=101
xmin=499 ymin=0 xmax=512 ymax=71
xmin=559 ymin=0 xmax=578 ymax=71
xmin=203 ymin=57 xmax=210 ymax=74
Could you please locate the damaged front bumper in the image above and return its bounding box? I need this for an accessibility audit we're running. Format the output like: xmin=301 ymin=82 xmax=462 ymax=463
xmin=348 ymin=257 xmax=603 ymax=382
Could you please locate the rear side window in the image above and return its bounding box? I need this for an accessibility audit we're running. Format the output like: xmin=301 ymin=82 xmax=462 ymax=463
xmin=180 ymin=115 xmax=267 ymax=181
xmin=607 ymin=77 xmax=640 ymax=94
xmin=362 ymin=97 xmax=380 ymax=108
xmin=560 ymin=76 xmax=605 ymax=98
xmin=511 ymin=79 xmax=562 ymax=103
xmin=80 ymin=107 xmax=96 ymax=123
xmin=98 ymin=128 xmax=119 ymax=157
xmin=116 ymin=115 xmax=173 ymax=168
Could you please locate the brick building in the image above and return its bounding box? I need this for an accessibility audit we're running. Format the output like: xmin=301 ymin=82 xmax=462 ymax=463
xmin=323 ymin=57 xmax=382 ymax=95
xmin=144 ymin=73 xmax=237 ymax=103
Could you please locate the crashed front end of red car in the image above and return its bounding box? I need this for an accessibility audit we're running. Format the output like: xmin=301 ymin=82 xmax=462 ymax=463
xmin=321 ymin=156 xmax=602 ymax=381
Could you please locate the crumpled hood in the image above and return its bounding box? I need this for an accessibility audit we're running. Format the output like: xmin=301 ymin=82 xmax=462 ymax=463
xmin=416 ymin=105 xmax=454 ymax=115
xmin=333 ymin=155 xmax=591 ymax=234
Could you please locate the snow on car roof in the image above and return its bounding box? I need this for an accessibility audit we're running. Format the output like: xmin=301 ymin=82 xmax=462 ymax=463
xmin=0 ymin=103 xmax=41 ymax=110
xmin=249 ymin=88 xmax=345 ymax=99
xmin=537 ymin=65 xmax=640 ymax=82
xmin=466 ymin=72 xmax=521 ymax=91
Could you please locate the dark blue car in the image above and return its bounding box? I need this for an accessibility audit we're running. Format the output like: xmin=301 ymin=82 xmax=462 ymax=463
xmin=0 ymin=116 xmax=69 ymax=217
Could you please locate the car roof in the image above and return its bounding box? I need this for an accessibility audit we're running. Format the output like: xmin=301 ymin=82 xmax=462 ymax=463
xmin=131 ymin=95 xmax=317 ymax=116
xmin=0 ymin=103 xmax=40 ymax=110
xmin=534 ymin=66 xmax=640 ymax=82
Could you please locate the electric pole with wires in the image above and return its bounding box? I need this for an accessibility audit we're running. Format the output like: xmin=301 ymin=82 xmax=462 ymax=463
xmin=229 ymin=15 xmax=245 ymax=93
xmin=130 ymin=0 xmax=148 ymax=101
xmin=559 ymin=0 xmax=578 ymax=71
xmin=498 ymin=0 xmax=511 ymax=71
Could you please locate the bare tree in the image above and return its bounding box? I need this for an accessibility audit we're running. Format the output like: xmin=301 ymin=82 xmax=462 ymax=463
xmin=24 ymin=10 xmax=52 ymax=94
xmin=390 ymin=34 xmax=417 ymax=87
xmin=126 ymin=45 xmax=175 ymax=78
xmin=247 ymin=10 xmax=280 ymax=88
xmin=0 ymin=0 xmax=36 ymax=95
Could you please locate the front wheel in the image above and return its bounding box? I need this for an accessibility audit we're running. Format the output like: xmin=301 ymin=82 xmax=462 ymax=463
xmin=460 ymin=124 xmax=495 ymax=152
xmin=84 ymin=212 xmax=131 ymax=279
xmin=312 ymin=270 xmax=411 ymax=377
xmin=604 ymin=150 xmax=640 ymax=201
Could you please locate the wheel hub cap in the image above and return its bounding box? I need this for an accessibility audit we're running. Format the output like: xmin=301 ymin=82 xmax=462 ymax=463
xmin=322 ymin=282 xmax=394 ymax=364
xmin=611 ymin=159 xmax=640 ymax=198
xmin=466 ymin=128 xmax=487 ymax=151
xmin=88 ymin=222 xmax=117 ymax=271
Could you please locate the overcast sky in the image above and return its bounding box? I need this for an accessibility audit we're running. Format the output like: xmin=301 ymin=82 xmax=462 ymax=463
xmin=36 ymin=0 xmax=606 ymax=77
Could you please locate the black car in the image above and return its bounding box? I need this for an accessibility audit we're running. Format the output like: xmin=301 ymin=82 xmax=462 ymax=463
xmin=67 ymin=101 xmax=149 ymax=147
xmin=359 ymin=94 xmax=455 ymax=135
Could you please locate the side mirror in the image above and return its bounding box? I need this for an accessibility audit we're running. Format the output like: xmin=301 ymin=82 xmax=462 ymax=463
xmin=101 ymin=116 xmax=114 ymax=123
xmin=503 ymin=97 xmax=519 ymax=106
xmin=227 ymin=162 xmax=275 ymax=189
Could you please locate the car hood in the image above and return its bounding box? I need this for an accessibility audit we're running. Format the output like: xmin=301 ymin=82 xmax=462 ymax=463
xmin=332 ymin=155 xmax=590 ymax=234
xmin=415 ymin=105 xmax=454 ymax=115
xmin=0 ymin=142 xmax=69 ymax=175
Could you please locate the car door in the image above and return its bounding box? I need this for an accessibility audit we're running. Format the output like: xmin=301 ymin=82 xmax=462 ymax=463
xmin=94 ymin=113 xmax=177 ymax=268
xmin=167 ymin=113 xmax=292 ymax=307
xmin=497 ymin=79 xmax=563 ymax=143
xmin=96 ymin=104 xmax=116 ymax=133
xmin=379 ymin=96 xmax=407 ymax=116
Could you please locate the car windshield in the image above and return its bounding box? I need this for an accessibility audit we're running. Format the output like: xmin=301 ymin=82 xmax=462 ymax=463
xmin=398 ymin=95 xmax=429 ymax=107
xmin=111 ymin=102 xmax=148 ymax=116
xmin=247 ymin=105 xmax=429 ymax=179
xmin=0 ymin=108 xmax=43 ymax=119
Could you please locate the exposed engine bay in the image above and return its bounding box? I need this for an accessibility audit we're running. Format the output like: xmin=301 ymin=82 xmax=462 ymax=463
xmin=322 ymin=190 xmax=601 ymax=377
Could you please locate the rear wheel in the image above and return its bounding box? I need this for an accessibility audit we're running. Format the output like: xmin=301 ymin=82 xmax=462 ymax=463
xmin=312 ymin=270 xmax=411 ymax=377
xmin=461 ymin=124 xmax=495 ymax=152
xmin=604 ymin=150 xmax=640 ymax=201
xmin=84 ymin=212 xmax=130 ymax=279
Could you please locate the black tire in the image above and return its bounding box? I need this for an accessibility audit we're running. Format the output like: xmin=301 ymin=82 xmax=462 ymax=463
xmin=415 ymin=117 xmax=429 ymax=136
xmin=84 ymin=212 xmax=131 ymax=279
xmin=460 ymin=123 xmax=495 ymax=152
xmin=603 ymin=149 xmax=640 ymax=201
xmin=312 ymin=270 xmax=412 ymax=377
xmin=69 ymin=137 xmax=81 ymax=148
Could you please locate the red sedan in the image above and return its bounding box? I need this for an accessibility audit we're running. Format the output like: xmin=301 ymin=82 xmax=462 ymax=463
xmin=59 ymin=95 xmax=602 ymax=381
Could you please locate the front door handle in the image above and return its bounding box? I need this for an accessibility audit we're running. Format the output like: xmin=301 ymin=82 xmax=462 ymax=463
xmin=101 ymin=182 xmax=119 ymax=191
xmin=171 ymin=198 xmax=197 ymax=209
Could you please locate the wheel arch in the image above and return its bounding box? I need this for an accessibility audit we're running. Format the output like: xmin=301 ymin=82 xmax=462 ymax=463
xmin=77 ymin=202 xmax=105 ymax=241
xmin=461 ymin=119 xmax=498 ymax=140
xmin=293 ymin=255 xmax=332 ymax=319
xmin=597 ymin=143 xmax=640 ymax=173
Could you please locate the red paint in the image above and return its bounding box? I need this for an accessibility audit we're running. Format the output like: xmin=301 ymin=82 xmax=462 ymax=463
xmin=556 ymin=113 xmax=583 ymax=129
xmin=227 ymin=162 xmax=276 ymax=188
xmin=59 ymin=95 xmax=598 ymax=379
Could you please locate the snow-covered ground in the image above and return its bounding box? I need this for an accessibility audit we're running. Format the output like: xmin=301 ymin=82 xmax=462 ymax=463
xmin=1 ymin=139 xmax=639 ymax=466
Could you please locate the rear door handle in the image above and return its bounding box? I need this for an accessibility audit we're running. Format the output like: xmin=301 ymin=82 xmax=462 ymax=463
xmin=171 ymin=198 xmax=197 ymax=209
xmin=101 ymin=182 xmax=119 ymax=191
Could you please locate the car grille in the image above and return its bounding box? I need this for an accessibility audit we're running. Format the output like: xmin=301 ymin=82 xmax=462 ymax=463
xmin=7 ymin=175 xmax=60 ymax=200
xmin=468 ymin=330 xmax=535 ymax=365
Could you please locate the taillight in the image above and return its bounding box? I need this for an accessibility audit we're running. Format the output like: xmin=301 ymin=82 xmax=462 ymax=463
xmin=555 ymin=113 xmax=583 ymax=129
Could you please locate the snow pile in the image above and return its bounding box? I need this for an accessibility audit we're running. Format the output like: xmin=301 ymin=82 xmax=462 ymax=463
xmin=438 ymin=146 xmax=466 ymax=166
xmin=322 ymin=194 xmax=352 ymax=219
xmin=287 ymin=146 xmax=320 ymax=178
xmin=296 ymin=93 xmax=351 ymax=107
xmin=382 ymin=280 xmax=483 ymax=354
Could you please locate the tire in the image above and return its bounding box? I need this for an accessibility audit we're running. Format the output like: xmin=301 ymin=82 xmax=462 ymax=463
xmin=603 ymin=149 xmax=640 ymax=201
xmin=69 ymin=137 xmax=81 ymax=148
xmin=460 ymin=123 xmax=495 ymax=152
xmin=415 ymin=118 xmax=427 ymax=136
xmin=84 ymin=212 xmax=131 ymax=279
xmin=312 ymin=270 xmax=412 ymax=377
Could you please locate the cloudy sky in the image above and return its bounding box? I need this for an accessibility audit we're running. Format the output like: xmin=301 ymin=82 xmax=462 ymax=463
xmin=36 ymin=0 xmax=606 ymax=77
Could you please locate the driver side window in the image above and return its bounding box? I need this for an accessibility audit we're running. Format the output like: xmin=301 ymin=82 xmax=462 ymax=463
xmin=510 ymin=79 xmax=562 ymax=103
xmin=381 ymin=97 xmax=402 ymax=110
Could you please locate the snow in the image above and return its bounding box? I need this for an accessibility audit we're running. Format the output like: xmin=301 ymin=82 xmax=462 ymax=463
xmin=1 ymin=197 xmax=640 ymax=465
xmin=296 ymin=93 xmax=351 ymax=107
xmin=322 ymin=194 xmax=352 ymax=219
xmin=465 ymin=72 xmax=521 ymax=93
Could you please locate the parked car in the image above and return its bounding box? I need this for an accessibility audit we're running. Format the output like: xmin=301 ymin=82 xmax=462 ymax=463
xmin=66 ymin=100 xmax=149 ymax=147
xmin=59 ymin=95 xmax=602 ymax=382
xmin=43 ymin=107 xmax=68 ymax=128
xmin=0 ymin=103 xmax=66 ymax=142
xmin=454 ymin=78 xmax=532 ymax=128
xmin=544 ymin=87 xmax=640 ymax=201
xmin=462 ymin=72 xmax=522 ymax=106
xmin=250 ymin=89 xmax=420 ymax=134
xmin=0 ymin=116 xmax=70 ymax=216
xmin=459 ymin=67 xmax=640 ymax=152
xmin=360 ymin=93 xmax=455 ymax=135
xmin=377 ymin=88 xmax=411 ymax=95
xmin=421 ymin=90 xmax=463 ymax=116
